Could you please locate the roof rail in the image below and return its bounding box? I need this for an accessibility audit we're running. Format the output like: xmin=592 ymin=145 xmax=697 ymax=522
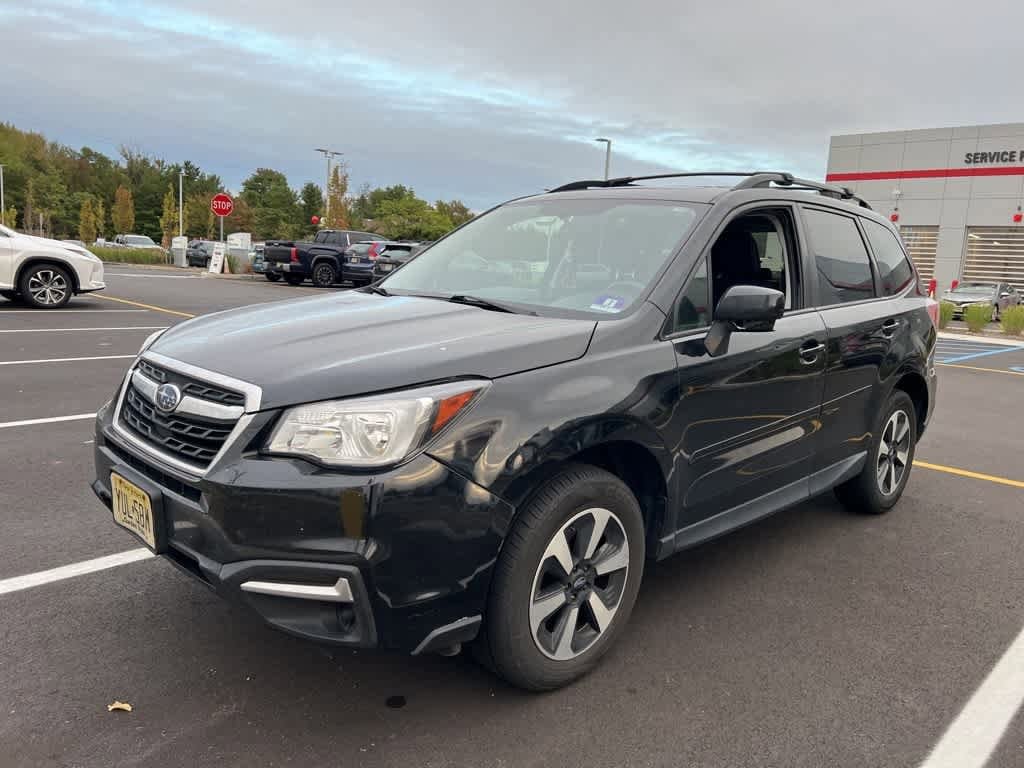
xmin=547 ymin=171 xmax=872 ymax=210
xmin=735 ymin=172 xmax=872 ymax=209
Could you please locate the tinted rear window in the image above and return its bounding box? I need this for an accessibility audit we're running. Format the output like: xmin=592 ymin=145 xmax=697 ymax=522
xmin=803 ymin=208 xmax=876 ymax=305
xmin=862 ymin=219 xmax=914 ymax=296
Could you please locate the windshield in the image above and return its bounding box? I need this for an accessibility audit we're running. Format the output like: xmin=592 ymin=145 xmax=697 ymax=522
xmin=125 ymin=235 xmax=156 ymax=246
xmin=381 ymin=198 xmax=702 ymax=316
xmin=948 ymin=283 xmax=995 ymax=294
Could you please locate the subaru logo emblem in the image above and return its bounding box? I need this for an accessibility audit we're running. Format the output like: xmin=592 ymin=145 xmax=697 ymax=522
xmin=154 ymin=383 xmax=182 ymax=413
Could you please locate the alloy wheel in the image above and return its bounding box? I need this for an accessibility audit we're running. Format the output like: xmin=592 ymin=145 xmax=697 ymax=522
xmin=877 ymin=409 xmax=911 ymax=496
xmin=529 ymin=507 xmax=630 ymax=661
xmin=27 ymin=269 xmax=68 ymax=306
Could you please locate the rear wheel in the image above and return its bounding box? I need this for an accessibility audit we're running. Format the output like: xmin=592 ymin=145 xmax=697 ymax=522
xmin=284 ymin=273 xmax=305 ymax=286
xmin=19 ymin=263 xmax=73 ymax=309
xmin=265 ymin=272 xmax=282 ymax=282
xmin=834 ymin=390 xmax=917 ymax=515
xmin=312 ymin=261 xmax=338 ymax=288
xmin=477 ymin=464 xmax=645 ymax=691
xmin=993 ymin=304 xmax=1000 ymax=322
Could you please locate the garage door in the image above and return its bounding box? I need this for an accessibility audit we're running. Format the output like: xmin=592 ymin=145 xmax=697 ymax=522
xmin=897 ymin=226 xmax=937 ymax=287
xmin=963 ymin=227 xmax=1024 ymax=290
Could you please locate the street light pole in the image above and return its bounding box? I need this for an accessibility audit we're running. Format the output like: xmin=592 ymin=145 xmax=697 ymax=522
xmin=178 ymin=170 xmax=184 ymax=238
xmin=595 ymin=138 xmax=612 ymax=180
xmin=315 ymin=148 xmax=343 ymax=225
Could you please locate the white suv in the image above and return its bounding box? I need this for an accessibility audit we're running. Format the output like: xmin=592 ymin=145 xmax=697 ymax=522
xmin=0 ymin=224 xmax=106 ymax=308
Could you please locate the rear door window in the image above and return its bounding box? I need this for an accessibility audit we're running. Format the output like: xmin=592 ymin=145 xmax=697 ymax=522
xmin=802 ymin=208 xmax=876 ymax=305
xmin=862 ymin=219 xmax=915 ymax=296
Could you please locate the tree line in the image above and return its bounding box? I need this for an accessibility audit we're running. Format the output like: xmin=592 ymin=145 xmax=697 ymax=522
xmin=0 ymin=122 xmax=474 ymax=246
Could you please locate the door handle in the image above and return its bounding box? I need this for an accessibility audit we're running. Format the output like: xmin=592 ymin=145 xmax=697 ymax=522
xmin=799 ymin=342 xmax=825 ymax=365
xmin=881 ymin=319 xmax=898 ymax=338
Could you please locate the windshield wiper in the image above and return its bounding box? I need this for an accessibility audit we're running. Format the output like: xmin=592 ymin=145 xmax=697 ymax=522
xmin=447 ymin=294 xmax=535 ymax=315
xmin=362 ymin=285 xmax=390 ymax=296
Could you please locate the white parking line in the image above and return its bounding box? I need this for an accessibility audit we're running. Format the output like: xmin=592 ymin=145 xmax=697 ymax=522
xmin=0 ymin=309 xmax=150 ymax=313
xmin=0 ymin=549 xmax=154 ymax=596
xmin=0 ymin=413 xmax=97 ymax=429
xmin=0 ymin=326 xmax=167 ymax=333
xmin=919 ymin=622 xmax=1024 ymax=768
xmin=106 ymin=273 xmax=200 ymax=279
xmin=0 ymin=355 xmax=136 ymax=366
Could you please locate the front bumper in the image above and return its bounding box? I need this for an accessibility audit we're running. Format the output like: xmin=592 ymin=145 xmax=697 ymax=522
xmin=91 ymin=397 xmax=512 ymax=653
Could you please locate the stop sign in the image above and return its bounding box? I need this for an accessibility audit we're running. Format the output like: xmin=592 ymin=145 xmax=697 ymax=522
xmin=210 ymin=193 xmax=234 ymax=218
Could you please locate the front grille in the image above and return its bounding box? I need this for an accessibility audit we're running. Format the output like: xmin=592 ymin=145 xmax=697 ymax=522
xmin=137 ymin=359 xmax=245 ymax=407
xmin=116 ymin=360 xmax=244 ymax=471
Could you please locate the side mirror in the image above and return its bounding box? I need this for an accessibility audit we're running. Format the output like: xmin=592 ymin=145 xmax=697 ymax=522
xmin=704 ymin=285 xmax=786 ymax=357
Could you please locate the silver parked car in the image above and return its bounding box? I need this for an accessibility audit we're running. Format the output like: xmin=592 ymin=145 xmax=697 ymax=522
xmin=941 ymin=281 xmax=1020 ymax=320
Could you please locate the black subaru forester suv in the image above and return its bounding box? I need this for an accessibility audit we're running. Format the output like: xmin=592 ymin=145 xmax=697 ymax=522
xmin=93 ymin=172 xmax=937 ymax=691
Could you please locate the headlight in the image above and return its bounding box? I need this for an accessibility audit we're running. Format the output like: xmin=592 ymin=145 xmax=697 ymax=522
xmin=138 ymin=328 xmax=167 ymax=354
xmin=265 ymin=380 xmax=489 ymax=468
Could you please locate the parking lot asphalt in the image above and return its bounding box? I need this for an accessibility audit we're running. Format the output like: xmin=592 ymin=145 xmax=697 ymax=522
xmin=2 ymin=266 xmax=1023 ymax=768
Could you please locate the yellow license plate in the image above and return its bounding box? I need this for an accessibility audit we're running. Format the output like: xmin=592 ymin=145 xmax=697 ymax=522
xmin=111 ymin=473 xmax=156 ymax=549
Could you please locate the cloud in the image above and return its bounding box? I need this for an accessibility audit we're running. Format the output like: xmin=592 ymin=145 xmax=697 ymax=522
xmin=3 ymin=0 xmax=1023 ymax=209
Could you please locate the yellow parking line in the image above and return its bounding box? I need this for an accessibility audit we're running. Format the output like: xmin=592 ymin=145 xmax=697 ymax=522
xmin=938 ymin=362 xmax=1024 ymax=376
xmin=95 ymin=294 xmax=196 ymax=319
xmin=913 ymin=460 xmax=1024 ymax=489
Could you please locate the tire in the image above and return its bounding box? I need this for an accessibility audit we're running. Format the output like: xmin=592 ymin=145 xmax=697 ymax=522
xmin=18 ymin=263 xmax=73 ymax=309
xmin=311 ymin=261 xmax=338 ymax=288
xmin=265 ymin=272 xmax=282 ymax=282
xmin=284 ymin=273 xmax=305 ymax=286
xmin=993 ymin=304 xmax=1000 ymax=322
xmin=834 ymin=390 xmax=917 ymax=515
xmin=478 ymin=464 xmax=645 ymax=691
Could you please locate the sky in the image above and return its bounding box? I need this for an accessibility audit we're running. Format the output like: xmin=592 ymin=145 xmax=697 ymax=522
xmin=4 ymin=0 xmax=1024 ymax=210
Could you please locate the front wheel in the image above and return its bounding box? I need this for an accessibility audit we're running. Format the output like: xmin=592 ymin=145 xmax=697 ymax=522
xmin=284 ymin=273 xmax=305 ymax=286
xmin=477 ymin=465 xmax=645 ymax=691
xmin=19 ymin=263 xmax=73 ymax=309
xmin=993 ymin=304 xmax=1000 ymax=322
xmin=834 ymin=389 xmax=917 ymax=514
xmin=265 ymin=272 xmax=282 ymax=282
xmin=312 ymin=261 xmax=338 ymax=288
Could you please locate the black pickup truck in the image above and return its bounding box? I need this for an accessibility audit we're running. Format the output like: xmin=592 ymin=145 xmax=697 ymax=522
xmin=264 ymin=229 xmax=380 ymax=287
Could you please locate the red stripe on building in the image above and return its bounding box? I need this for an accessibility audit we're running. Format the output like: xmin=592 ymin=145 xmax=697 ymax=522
xmin=826 ymin=166 xmax=1024 ymax=182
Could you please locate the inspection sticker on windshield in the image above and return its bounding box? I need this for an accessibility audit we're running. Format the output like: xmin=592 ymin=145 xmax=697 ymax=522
xmin=590 ymin=295 xmax=626 ymax=313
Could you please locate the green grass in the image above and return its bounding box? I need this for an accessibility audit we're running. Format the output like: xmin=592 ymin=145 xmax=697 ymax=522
xmin=90 ymin=246 xmax=169 ymax=265
xmin=1000 ymin=305 xmax=1024 ymax=336
xmin=963 ymin=303 xmax=992 ymax=333
xmin=938 ymin=301 xmax=956 ymax=329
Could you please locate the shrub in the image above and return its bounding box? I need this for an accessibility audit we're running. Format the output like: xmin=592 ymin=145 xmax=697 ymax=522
xmin=90 ymin=246 xmax=169 ymax=265
xmin=1000 ymin=305 xmax=1024 ymax=336
xmin=938 ymin=301 xmax=956 ymax=329
xmin=963 ymin=303 xmax=992 ymax=333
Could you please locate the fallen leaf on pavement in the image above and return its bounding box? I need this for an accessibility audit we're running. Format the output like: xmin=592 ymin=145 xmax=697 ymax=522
xmin=107 ymin=701 xmax=133 ymax=713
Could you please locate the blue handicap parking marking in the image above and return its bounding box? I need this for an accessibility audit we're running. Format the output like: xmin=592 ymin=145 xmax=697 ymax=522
xmin=935 ymin=338 xmax=1024 ymax=363
xmin=941 ymin=346 xmax=1020 ymax=363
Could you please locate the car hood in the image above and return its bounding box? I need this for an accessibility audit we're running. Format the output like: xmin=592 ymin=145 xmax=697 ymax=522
xmin=151 ymin=292 xmax=596 ymax=410
xmin=18 ymin=233 xmax=92 ymax=258
xmin=944 ymin=292 xmax=993 ymax=302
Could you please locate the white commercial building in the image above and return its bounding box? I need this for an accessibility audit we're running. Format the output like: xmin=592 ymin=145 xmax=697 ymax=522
xmin=826 ymin=122 xmax=1024 ymax=291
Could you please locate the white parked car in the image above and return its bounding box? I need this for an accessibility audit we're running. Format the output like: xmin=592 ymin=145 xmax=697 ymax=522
xmin=114 ymin=234 xmax=163 ymax=250
xmin=0 ymin=224 xmax=106 ymax=308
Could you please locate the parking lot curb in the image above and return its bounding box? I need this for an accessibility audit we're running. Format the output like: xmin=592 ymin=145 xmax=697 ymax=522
xmin=200 ymin=272 xmax=258 ymax=281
